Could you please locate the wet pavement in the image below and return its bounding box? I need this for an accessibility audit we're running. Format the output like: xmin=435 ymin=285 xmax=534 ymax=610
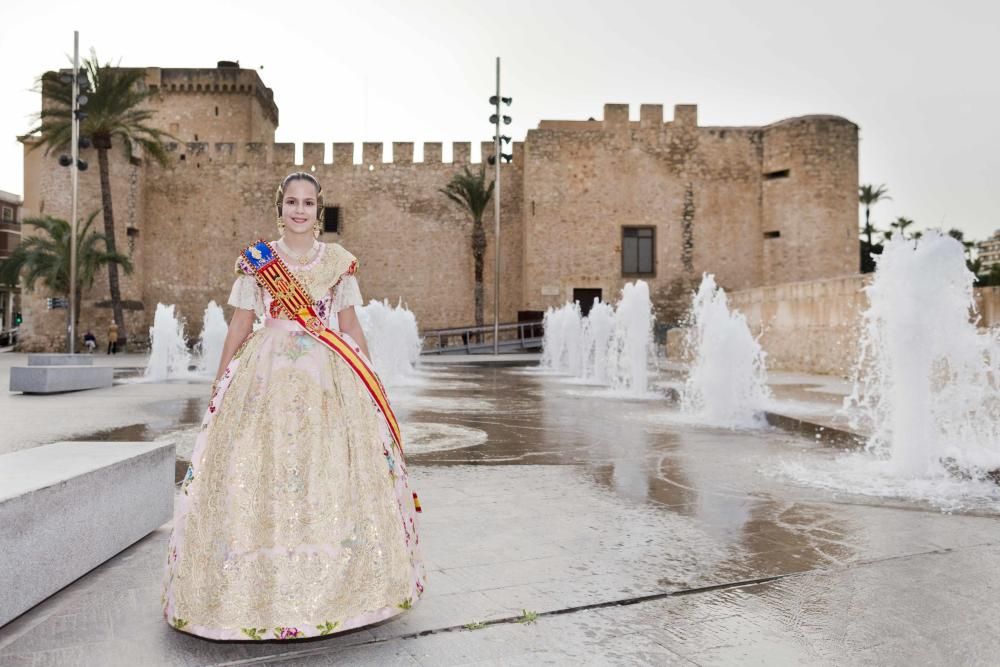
xmin=2 ymin=359 xmax=1000 ymax=665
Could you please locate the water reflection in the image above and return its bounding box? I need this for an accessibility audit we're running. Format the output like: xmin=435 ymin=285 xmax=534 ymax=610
xmin=405 ymin=366 xmax=868 ymax=589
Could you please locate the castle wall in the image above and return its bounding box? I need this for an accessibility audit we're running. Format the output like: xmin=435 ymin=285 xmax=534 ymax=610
xmin=138 ymin=141 xmax=524 ymax=340
xmin=18 ymin=138 xmax=148 ymax=351
xmin=727 ymin=274 xmax=868 ymax=376
xmin=761 ymin=116 xmax=858 ymax=285
xmin=141 ymin=67 xmax=278 ymax=144
xmin=522 ymin=104 xmax=766 ymax=323
xmin=713 ymin=278 xmax=1000 ymax=378
xmin=18 ymin=65 xmax=860 ymax=350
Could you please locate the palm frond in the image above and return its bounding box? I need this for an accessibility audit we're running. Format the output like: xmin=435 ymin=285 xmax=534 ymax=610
xmin=0 ymin=212 xmax=131 ymax=295
xmin=25 ymin=50 xmax=176 ymax=164
xmin=439 ymin=166 xmax=495 ymax=223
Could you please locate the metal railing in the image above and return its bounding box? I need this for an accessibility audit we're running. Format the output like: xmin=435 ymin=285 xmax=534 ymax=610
xmin=420 ymin=320 xmax=543 ymax=355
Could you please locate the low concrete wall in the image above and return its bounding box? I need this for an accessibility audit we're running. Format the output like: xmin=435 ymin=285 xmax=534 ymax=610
xmin=716 ymin=276 xmax=1000 ymax=378
xmin=0 ymin=441 xmax=174 ymax=627
xmin=9 ymin=365 xmax=113 ymax=393
xmin=727 ymin=274 xmax=869 ymax=377
xmin=27 ymin=354 xmax=95 ymax=366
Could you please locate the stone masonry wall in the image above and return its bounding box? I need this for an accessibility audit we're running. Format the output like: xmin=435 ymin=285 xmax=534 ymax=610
xmin=716 ymin=277 xmax=1000 ymax=378
xmin=523 ymin=104 xmax=764 ymax=324
xmin=18 ymin=137 xmax=149 ymax=351
xmin=18 ymin=63 xmax=858 ymax=350
xmin=761 ymin=117 xmax=858 ymax=285
xmin=139 ymin=141 xmax=524 ymax=341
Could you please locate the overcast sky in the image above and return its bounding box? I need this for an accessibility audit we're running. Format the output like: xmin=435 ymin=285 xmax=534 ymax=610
xmin=2 ymin=0 xmax=997 ymax=240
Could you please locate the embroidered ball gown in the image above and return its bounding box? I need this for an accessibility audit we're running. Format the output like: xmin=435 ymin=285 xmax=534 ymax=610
xmin=161 ymin=241 xmax=425 ymax=641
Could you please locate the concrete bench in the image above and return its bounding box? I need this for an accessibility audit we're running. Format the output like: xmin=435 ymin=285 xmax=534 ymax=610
xmin=0 ymin=441 xmax=175 ymax=627
xmin=27 ymin=354 xmax=95 ymax=366
xmin=9 ymin=365 xmax=113 ymax=393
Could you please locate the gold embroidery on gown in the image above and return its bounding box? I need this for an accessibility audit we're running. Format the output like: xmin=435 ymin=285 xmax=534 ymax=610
xmin=161 ymin=242 xmax=424 ymax=641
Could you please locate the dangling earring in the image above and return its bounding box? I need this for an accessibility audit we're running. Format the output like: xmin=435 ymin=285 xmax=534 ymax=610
xmin=313 ymin=220 xmax=322 ymax=239
xmin=276 ymin=216 xmax=285 ymax=234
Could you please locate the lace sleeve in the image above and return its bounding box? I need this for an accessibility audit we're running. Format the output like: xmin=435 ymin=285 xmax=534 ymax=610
xmin=331 ymin=274 xmax=363 ymax=313
xmin=227 ymin=275 xmax=264 ymax=315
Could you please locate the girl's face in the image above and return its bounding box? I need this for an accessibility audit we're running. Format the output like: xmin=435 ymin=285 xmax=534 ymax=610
xmin=280 ymin=179 xmax=319 ymax=236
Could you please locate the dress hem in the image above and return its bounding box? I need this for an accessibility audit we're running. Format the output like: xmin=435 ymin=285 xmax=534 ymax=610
xmin=163 ymin=593 xmax=422 ymax=642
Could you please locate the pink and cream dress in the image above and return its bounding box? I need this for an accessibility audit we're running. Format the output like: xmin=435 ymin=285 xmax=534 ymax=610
xmin=161 ymin=241 xmax=425 ymax=641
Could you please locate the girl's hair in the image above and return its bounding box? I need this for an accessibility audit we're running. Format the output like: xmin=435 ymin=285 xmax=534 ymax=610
xmin=274 ymin=172 xmax=325 ymax=220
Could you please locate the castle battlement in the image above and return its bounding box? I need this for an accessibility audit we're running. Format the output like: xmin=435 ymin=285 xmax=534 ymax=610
xmin=143 ymin=65 xmax=278 ymax=126
xmin=536 ymin=103 xmax=699 ymax=131
xmin=160 ymin=141 xmax=525 ymax=167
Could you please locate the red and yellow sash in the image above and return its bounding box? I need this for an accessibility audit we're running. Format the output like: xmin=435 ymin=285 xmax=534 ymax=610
xmin=242 ymin=241 xmax=404 ymax=451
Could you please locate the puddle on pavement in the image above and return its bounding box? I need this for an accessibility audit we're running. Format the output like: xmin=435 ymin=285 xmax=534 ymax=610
xmin=402 ymin=365 xmax=1000 ymax=582
xmin=67 ymin=364 xmax=1000 ymax=571
xmin=67 ymin=397 xmax=207 ymax=483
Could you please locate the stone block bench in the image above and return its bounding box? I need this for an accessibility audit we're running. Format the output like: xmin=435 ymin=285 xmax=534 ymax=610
xmin=27 ymin=354 xmax=95 ymax=366
xmin=9 ymin=365 xmax=113 ymax=393
xmin=0 ymin=441 xmax=175 ymax=627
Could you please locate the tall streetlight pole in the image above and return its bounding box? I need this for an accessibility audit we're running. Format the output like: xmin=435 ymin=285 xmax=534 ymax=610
xmin=488 ymin=58 xmax=512 ymax=355
xmin=68 ymin=30 xmax=80 ymax=354
xmin=492 ymin=57 xmax=501 ymax=355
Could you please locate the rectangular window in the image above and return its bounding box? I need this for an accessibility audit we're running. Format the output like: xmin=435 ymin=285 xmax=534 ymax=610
xmin=622 ymin=227 xmax=655 ymax=275
xmin=323 ymin=206 xmax=340 ymax=234
xmin=763 ymin=230 xmax=781 ymax=239
xmin=1 ymin=207 xmax=12 ymax=221
xmin=764 ymin=169 xmax=790 ymax=180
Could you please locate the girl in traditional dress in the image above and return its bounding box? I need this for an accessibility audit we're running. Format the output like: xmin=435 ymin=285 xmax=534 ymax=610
xmin=161 ymin=172 xmax=425 ymax=641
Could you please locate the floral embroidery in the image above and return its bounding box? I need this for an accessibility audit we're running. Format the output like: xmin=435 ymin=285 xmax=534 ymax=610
xmin=241 ymin=627 xmax=268 ymax=640
xmin=397 ymin=598 xmax=413 ymax=610
xmin=172 ymin=617 xmax=189 ymax=630
xmin=316 ymin=620 xmax=339 ymax=635
xmin=279 ymin=333 xmax=313 ymax=362
xmin=275 ymin=626 xmax=303 ymax=639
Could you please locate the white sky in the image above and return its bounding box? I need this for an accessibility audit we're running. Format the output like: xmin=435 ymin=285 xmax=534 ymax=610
xmin=2 ymin=0 xmax=998 ymax=240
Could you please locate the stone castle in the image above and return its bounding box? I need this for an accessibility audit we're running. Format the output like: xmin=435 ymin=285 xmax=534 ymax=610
xmin=18 ymin=63 xmax=858 ymax=350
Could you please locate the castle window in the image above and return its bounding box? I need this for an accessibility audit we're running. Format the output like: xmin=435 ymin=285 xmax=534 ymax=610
xmin=1 ymin=207 xmax=12 ymax=222
xmin=323 ymin=207 xmax=340 ymax=234
xmin=764 ymin=169 xmax=790 ymax=180
xmin=764 ymin=230 xmax=781 ymax=239
xmin=622 ymin=226 xmax=655 ymax=275
xmin=215 ymin=106 xmax=219 ymax=116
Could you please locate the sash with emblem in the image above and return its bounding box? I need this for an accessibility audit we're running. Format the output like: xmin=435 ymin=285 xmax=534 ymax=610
xmin=240 ymin=240 xmax=405 ymax=452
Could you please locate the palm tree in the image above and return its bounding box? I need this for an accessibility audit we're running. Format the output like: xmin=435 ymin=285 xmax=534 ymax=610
xmin=858 ymin=184 xmax=891 ymax=273
xmin=0 ymin=212 xmax=133 ymax=330
xmin=858 ymin=184 xmax=891 ymax=249
xmin=889 ymin=216 xmax=915 ymax=240
xmin=26 ymin=51 xmax=172 ymax=345
xmin=440 ymin=165 xmax=495 ymax=336
xmin=947 ymin=228 xmax=976 ymax=257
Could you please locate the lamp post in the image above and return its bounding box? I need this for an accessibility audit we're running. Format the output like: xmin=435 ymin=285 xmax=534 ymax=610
xmin=57 ymin=31 xmax=89 ymax=354
xmin=487 ymin=57 xmax=512 ymax=355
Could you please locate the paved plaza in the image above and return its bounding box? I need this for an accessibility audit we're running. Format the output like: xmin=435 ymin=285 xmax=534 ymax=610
xmin=2 ymin=352 xmax=1000 ymax=665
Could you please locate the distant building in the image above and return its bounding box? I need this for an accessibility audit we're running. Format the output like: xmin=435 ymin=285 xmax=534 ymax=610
xmin=978 ymin=230 xmax=1000 ymax=271
xmin=0 ymin=189 xmax=22 ymax=336
xmin=18 ymin=63 xmax=859 ymax=351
